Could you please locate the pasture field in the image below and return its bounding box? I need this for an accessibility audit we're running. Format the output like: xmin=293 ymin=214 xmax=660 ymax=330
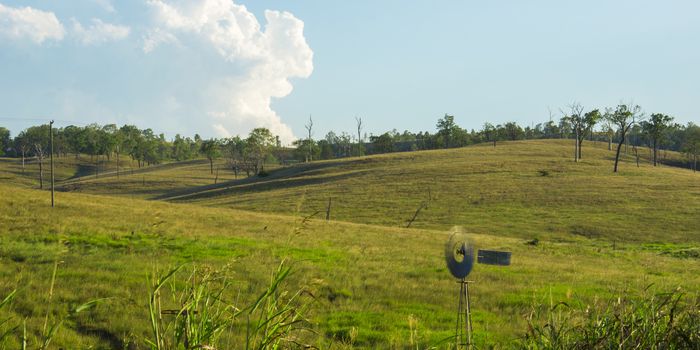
xmin=0 ymin=140 xmax=698 ymax=348
xmin=48 ymin=140 xmax=699 ymax=243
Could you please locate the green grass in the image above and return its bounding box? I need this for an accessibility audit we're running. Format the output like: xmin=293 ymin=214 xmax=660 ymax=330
xmin=0 ymin=140 xmax=698 ymax=348
xmin=0 ymin=154 xmax=254 ymax=197
xmin=168 ymin=140 xmax=698 ymax=243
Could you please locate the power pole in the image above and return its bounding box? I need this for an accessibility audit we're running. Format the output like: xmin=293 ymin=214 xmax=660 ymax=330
xmin=49 ymin=120 xmax=55 ymax=208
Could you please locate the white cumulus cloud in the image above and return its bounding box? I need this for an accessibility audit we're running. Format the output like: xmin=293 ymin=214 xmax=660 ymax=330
xmin=142 ymin=27 xmax=180 ymax=53
xmin=146 ymin=0 xmax=313 ymax=143
xmin=72 ymin=18 xmax=130 ymax=45
xmin=0 ymin=3 xmax=65 ymax=44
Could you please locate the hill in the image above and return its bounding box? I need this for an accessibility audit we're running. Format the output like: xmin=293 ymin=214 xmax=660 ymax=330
xmin=0 ymin=154 xmax=248 ymax=197
xmin=38 ymin=139 xmax=698 ymax=243
xmin=0 ymin=180 xmax=698 ymax=348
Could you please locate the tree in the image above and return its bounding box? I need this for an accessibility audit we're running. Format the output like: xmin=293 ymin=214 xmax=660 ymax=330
xmin=482 ymin=123 xmax=497 ymax=147
xmin=561 ymin=103 xmax=585 ymax=162
xmin=223 ymin=136 xmax=247 ymax=177
xmin=436 ymin=114 xmax=458 ymax=148
xmin=606 ymin=104 xmax=642 ymax=173
xmin=63 ymin=125 xmax=86 ymax=159
xmin=200 ymin=139 xmax=221 ymax=174
xmin=119 ymin=124 xmax=141 ymax=166
xmin=246 ymin=128 xmax=276 ymax=175
xmin=371 ymin=132 xmax=395 ymax=153
xmin=681 ymin=123 xmax=700 ymax=172
xmin=502 ymin=122 xmax=524 ymax=141
xmin=602 ymin=120 xmax=615 ymax=151
xmin=582 ymin=109 xmax=602 ymax=156
xmin=355 ymin=116 xmax=364 ymax=156
xmin=14 ymin=131 xmax=30 ymax=173
xmin=641 ymin=113 xmax=674 ymax=167
xmin=304 ymin=115 xmax=314 ymax=162
xmin=23 ymin=125 xmax=50 ymax=188
xmin=293 ymin=139 xmax=320 ymax=161
xmin=0 ymin=127 xmax=10 ymax=156
xmin=84 ymin=124 xmax=106 ymax=177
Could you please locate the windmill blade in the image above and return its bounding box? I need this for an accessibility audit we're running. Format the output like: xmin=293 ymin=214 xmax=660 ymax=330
xmin=444 ymin=228 xmax=474 ymax=279
xmin=477 ymin=250 xmax=511 ymax=266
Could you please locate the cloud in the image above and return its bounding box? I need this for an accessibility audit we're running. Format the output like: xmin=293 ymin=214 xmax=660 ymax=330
xmin=92 ymin=0 xmax=116 ymax=13
xmin=72 ymin=18 xmax=130 ymax=45
xmin=0 ymin=3 xmax=65 ymax=44
xmin=142 ymin=27 xmax=179 ymax=53
xmin=146 ymin=0 xmax=313 ymax=143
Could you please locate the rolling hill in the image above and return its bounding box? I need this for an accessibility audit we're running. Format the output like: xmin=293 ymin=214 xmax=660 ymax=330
xmin=0 ymin=139 xmax=698 ymax=348
xmin=32 ymin=139 xmax=699 ymax=243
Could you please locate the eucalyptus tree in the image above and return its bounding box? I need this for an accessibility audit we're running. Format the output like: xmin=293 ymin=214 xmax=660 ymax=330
xmin=23 ymin=125 xmax=50 ymax=188
xmin=13 ymin=131 xmax=30 ymax=173
xmin=119 ymin=124 xmax=141 ymax=166
xmin=246 ymin=128 xmax=276 ymax=174
xmin=355 ymin=116 xmax=364 ymax=156
xmin=605 ymin=104 xmax=643 ymax=173
xmin=0 ymin=127 xmax=10 ymax=156
xmin=502 ymin=122 xmax=524 ymax=141
xmin=682 ymin=123 xmax=700 ymax=172
xmin=200 ymin=139 xmax=221 ymax=174
xmin=304 ymin=115 xmax=314 ymax=162
xmin=482 ymin=123 xmax=497 ymax=147
xmin=561 ymin=103 xmax=585 ymax=162
xmin=641 ymin=113 xmax=674 ymax=166
xmin=436 ymin=114 xmax=457 ymax=148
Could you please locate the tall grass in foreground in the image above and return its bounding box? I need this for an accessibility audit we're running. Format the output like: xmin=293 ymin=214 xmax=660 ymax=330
xmin=146 ymin=260 xmax=313 ymax=350
xmin=521 ymin=287 xmax=700 ymax=349
xmin=0 ymin=265 xmax=101 ymax=349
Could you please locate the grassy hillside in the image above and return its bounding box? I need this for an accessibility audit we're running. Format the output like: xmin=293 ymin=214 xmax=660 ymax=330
xmin=165 ymin=140 xmax=699 ymax=243
xmin=0 ymin=183 xmax=698 ymax=349
xmin=0 ymin=155 xmax=248 ymax=197
xmin=1 ymin=140 xmax=698 ymax=348
xmin=18 ymin=140 xmax=698 ymax=244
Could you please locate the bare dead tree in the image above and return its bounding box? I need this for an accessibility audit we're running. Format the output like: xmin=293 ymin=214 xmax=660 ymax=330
xmin=19 ymin=143 xmax=27 ymax=173
xmin=33 ymin=142 xmax=45 ymax=189
xmin=406 ymin=188 xmax=432 ymax=228
xmin=355 ymin=116 xmax=363 ymax=157
xmin=561 ymin=103 xmax=585 ymax=162
xmin=50 ymin=120 xmax=54 ymax=207
xmin=305 ymin=115 xmax=313 ymax=162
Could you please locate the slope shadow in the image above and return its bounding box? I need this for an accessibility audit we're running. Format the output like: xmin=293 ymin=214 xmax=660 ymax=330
xmin=59 ymin=159 xmax=210 ymax=184
xmin=153 ymin=159 xmax=367 ymax=202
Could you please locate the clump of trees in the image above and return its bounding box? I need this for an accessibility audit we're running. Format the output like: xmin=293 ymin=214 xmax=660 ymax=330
xmin=1 ymin=123 xmax=285 ymax=187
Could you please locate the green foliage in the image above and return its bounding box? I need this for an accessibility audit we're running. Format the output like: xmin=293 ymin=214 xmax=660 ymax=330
xmin=199 ymin=139 xmax=221 ymax=174
xmin=436 ymin=114 xmax=459 ymax=148
xmin=370 ymin=132 xmax=395 ymax=153
xmin=0 ymin=127 xmax=10 ymax=156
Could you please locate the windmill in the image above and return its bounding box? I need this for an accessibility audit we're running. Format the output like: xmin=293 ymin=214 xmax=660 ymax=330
xmin=445 ymin=227 xmax=511 ymax=349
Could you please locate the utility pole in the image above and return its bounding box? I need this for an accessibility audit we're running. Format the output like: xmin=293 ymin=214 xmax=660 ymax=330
xmin=49 ymin=120 xmax=55 ymax=208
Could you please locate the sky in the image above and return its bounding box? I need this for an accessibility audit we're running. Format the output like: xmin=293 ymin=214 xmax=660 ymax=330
xmin=1 ymin=0 xmax=699 ymax=144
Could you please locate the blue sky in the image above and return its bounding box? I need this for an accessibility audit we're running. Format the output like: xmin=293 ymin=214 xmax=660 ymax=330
xmin=1 ymin=0 xmax=698 ymax=143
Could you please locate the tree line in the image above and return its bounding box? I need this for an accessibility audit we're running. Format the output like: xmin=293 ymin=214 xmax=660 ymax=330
xmin=1 ymin=103 xmax=698 ymax=183
xmin=295 ymin=105 xmax=698 ymax=172
xmin=0 ymin=123 xmax=284 ymax=188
